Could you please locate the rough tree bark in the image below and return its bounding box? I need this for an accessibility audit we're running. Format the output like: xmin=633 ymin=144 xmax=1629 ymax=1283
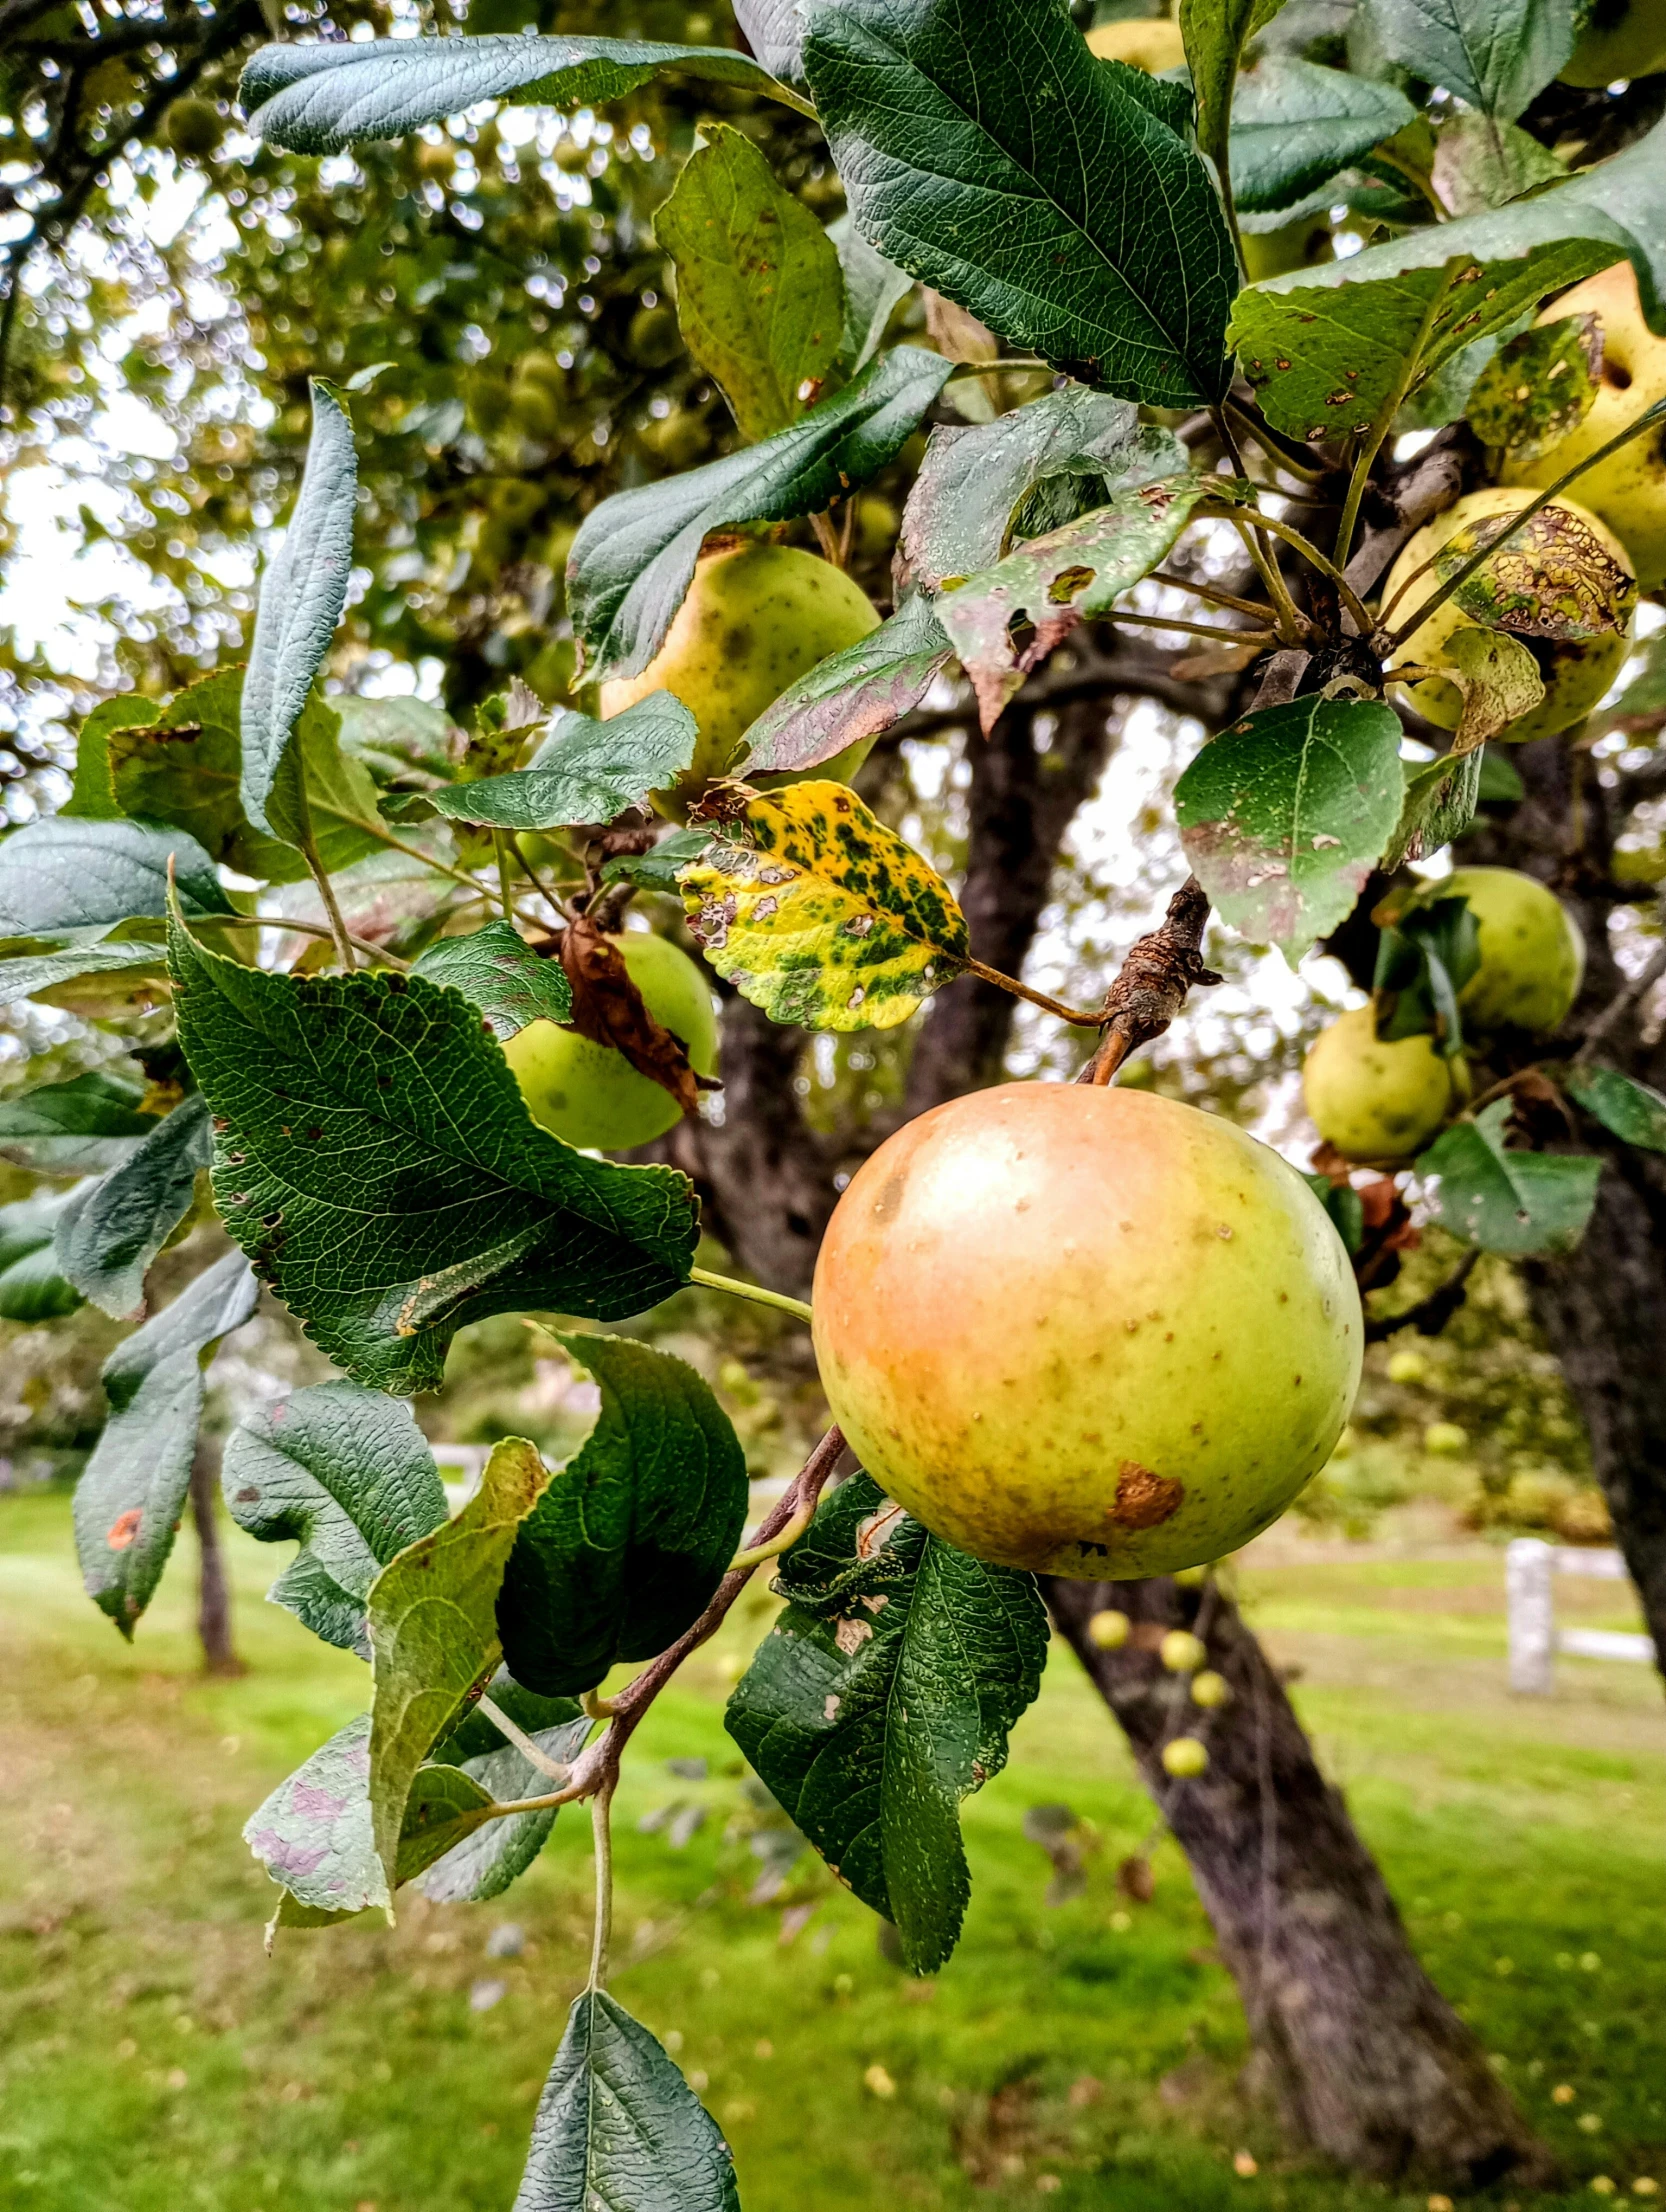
xmin=666 ymin=639 xmax=1554 ymax=2179
xmin=189 ymin=1435 xmax=242 ymax=1677
xmin=1042 ymin=1576 xmax=1556 ymax=2188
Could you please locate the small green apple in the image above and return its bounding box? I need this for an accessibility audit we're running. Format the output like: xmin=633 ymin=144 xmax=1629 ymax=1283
xmin=1558 ymin=0 xmax=1666 ymax=88
xmin=1302 ymin=1006 xmax=1457 ymax=1163
xmin=1087 ymin=1608 xmax=1131 ymax=1651
xmin=1423 ymin=1421 xmax=1468 ymax=1458
xmin=502 ymin=930 xmax=718 ymax=1152
xmin=1160 ymin=1629 xmax=1207 ymax=1675
xmin=1161 ymin=1736 xmax=1210 ymax=1779
xmin=1190 ymin=1670 xmax=1231 ymax=1710
xmin=599 ymin=543 xmax=882 ymax=819
xmin=812 ymin=1084 xmax=1361 ymax=1580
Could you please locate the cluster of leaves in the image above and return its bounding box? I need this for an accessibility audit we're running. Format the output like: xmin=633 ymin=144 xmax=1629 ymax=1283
xmin=10 ymin=0 xmax=1666 ymax=2200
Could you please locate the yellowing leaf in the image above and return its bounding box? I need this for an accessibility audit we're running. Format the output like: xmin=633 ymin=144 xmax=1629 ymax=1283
xmin=1440 ymin=627 xmax=1546 ymax=752
xmin=679 ymin=781 xmax=968 ymax=1031
xmin=1435 ymin=503 xmax=1637 ymax=641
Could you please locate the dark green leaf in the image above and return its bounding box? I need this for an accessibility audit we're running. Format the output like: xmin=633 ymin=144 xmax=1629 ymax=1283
xmin=53 ymin=1093 xmax=213 ymax=1320
xmin=0 ymin=1072 xmax=157 ymax=1176
xmin=0 ymin=944 xmax=169 ymax=1008
xmin=1304 ymin=1173 xmax=1365 ymax=1255
xmin=829 ymin=213 xmax=913 ymax=373
xmin=429 ymin=695 xmax=698 ymax=831
xmin=1565 ymin=1064 xmax=1666 ymax=1154
xmin=740 ymin=594 xmax=954 ymax=776
xmin=1228 ymin=58 xmax=1415 ymax=214
xmin=498 ymin=1334 xmax=749 ymax=1698
xmin=0 ymin=817 xmax=233 ymax=945
xmin=600 ymin=829 xmax=715 ymax=893
xmin=1416 ymin=1098 xmax=1602 ymax=1254
xmin=1467 ymin=313 xmax=1602 ymax=464
xmin=514 ymin=1989 xmax=740 ymax=2212
xmin=1231 ymin=238 xmax=1613 ymax=443
xmin=1363 ymin=0 xmax=1577 ymax=122
xmin=1476 ymin=745 xmax=1525 ymax=803
xmin=368 ymin=1436 xmax=551 ymax=1894
xmin=168 ymin=913 xmax=700 ymax=1394
xmin=0 ymin=1238 xmax=84 ymax=1323
xmin=804 ymin=0 xmax=1235 ymax=407
xmin=937 ymin=475 xmax=1231 ymax=730
xmin=897 ymin=386 xmax=1182 ymax=599
xmin=1386 ymin=748 xmax=1484 ymax=871
xmin=241 ymin=380 xmax=356 ymax=836
xmin=239 ymin=33 xmax=809 ymax=155
xmin=567 ymin=347 xmax=952 ymax=682
xmin=728 ymin=1474 xmax=1045 ymax=1973
xmin=435 ymin=1667 xmax=585 ymax=1763
xmin=72 ymin=1250 xmax=260 ymax=1635
xmin=1179 ymin=0 xmax=1290 ymax=208
xmin=1175 ymin=696 xmax=1406 ymax=961
xmin=656 ymin=123 xmax=847 ymax=441
xmin=222 ymin=1380 xmax=450 ymax=1656
xmin=410 ymin=923 xmax=574 ymax=1043
xmin=417 ymin=1712 xmax=592 ymax=1905
xmin=1373 ymin=894 xmax=1482 ymax=1052
xmin=263 ymin=695 xmax=393 ymax=880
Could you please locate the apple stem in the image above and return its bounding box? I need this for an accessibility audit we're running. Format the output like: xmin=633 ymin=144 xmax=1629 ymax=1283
xmin=689 ymin=1265 xmax=813 ymax=1325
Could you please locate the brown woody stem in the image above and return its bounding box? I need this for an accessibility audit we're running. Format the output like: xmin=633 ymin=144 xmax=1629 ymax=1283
xmin=1076 ymin=877 xmax=1221 ymax=1086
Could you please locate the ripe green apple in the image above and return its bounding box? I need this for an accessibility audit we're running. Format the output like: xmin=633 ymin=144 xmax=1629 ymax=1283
xmin=1383 ymin=488 xmax=1635 ymax=741
xmin=1085 ymin=19 xmax=1186 ymax=70
xmin=1558 ymin=0 xmax=1666 ymax=87
xmin=1302 ymin=1006 xmax=1457 ymax=1163
xmin=1501 ymin=259 xmax=1666 ymax=591
xmin=1162 ymin=1736 xmax=1210 ymax=1779
xmin=501 ymin=930 xmax=718 ymax=1152
xmin=1412 ymin=866 xmax=1585 ymax=1036
xmin=811 ymin=1084 xmax=1362 ymax=1580
xmin=599 ymin=544 xmax=882 ymax=819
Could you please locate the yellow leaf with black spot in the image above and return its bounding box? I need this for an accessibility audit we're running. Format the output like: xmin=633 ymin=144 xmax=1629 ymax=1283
xmin=678 ymin=782 xmax=968 ymax=1031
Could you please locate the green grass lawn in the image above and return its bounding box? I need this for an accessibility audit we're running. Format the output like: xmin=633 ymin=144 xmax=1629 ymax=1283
xmin=2 ymin=1490 xmax=1663 ymax=2212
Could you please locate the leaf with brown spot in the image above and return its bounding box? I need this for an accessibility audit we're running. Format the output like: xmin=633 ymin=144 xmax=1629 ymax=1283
xmin=1434 ymin=503 xmax=1637 ymax=641
xmin=1467 ymin=312 xmax=1602 ymax=462
xmin=559 ymin=912 xmax=708 ymax=1115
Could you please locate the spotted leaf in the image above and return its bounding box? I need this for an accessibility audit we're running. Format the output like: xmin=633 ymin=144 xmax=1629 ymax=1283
xmin=679 ymin=781 xmax=968 ymax=1032
xmin=1433 ymin=501 xmax=1637 ymax=641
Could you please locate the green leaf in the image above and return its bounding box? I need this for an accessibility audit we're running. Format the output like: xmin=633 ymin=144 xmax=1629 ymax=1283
xmin=1564 ymin=1064 xmax=1666 ymax=1154
xmin=1467 ymin=313 xmax=1602 ymax=464
xmin=167 ymin=913 xmax=700 ymax=1394
xmin=239 ymin=33 xmax=810 ymax=154
xmin=1175 ymin=696 xmax=1406 ymax=961
xmin=60 ymin=695 xmax=160 ymax=816
xmin=600 ymin=829 xmax=716 ymax=893
xmin=417 ymin=1711 xmax=593 ymax=1905
xmin=0 ymin=1072 xmax=157 ymax=1176
xmin=1427 ymin=628 xmax=1547 ymax=757
xmin=410 ymin=923 xmax=574 ymax=1044
xmin=829 ymin=213 xmax=913 ymax=373
xmin=734 ymin=0 xmax=808 ymax=86
xmin=1416 ymin=1098 xmax=1602 ymax=1254
xmin=241 ymin=380 xmax=357 ymax=837
xmin=368 ymin=1435 xmax=552 ymax=1896
xmin=0 ymin=817 xmax=234 ymax=945
xmin=72 ymin=1250 xmax=260 ymax=1635
xmin=936 ymin=475 xmax=1229 ymax=729
xmin=1386 ymin=748 xmax=1485 ymax=870
xmin=245 ymin=1714 xmax=388 ymax=1918
xmin=804 ymin=0 xmax=1235 ymax=408
xmin=1179 ymin=0 xmax=1289 ymax=207
xmin=514 ymin=1989 xmax=740 ymax=2212
xmin=1432 ymin=499 xmax=1636 ymax=641
xmin=1230 ymin=237 xmax=1614 ymax=444
xmin=222 ymin=1381 xmax=450 ymax=1657
xmin=1431 ymin=108 xmax=1567 ymax=220
xmin=681 ymin=780 xmax=969 ymax=1031
xmin=0 ymin=1223 xmax=84 ymax=1323
xmin=726 ymin=1473 xmax=1046 ymax=1974
xmin=264 ymin=695 xmax=393 ymax=879
xmin=335 ymin=693 xmax=458 ymax=784
xmin=1227 ymin=57 xmax=1415 ymax=215
xmin=52 ymin=1093 xmax=213 ymax=1320
xmin=1363 ymin=0 xmax=1577 ymax=122
xmin=656 ymin=123 xmax=847 ymax=441
xmin=1373 ymin=893 xmax=1482 ymax=1052
xmin=897 ymin=386 xmax=1183 ymax=600
xmin=429 ymin=695 xmax=698 ymax=831
xmin=567 ymin=346 xmax=952 ymax=682
xmin=1237 ymin=110 xmax=1666 ymax=338
xmin=1476 ymin=746 xmax=1526 ymax=803
xmin=0 ymin=944 xmax=170 ymax=1008
xmin=497 ymin=1334 xmax=749 ymax=1698
xmin=740 ymin=593 xmax=955 ymax=777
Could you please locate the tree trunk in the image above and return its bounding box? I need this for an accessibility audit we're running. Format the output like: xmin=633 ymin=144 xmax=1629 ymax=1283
xmin=1041 ymin=1575 xmax=1557 ymax=2187
xmin=189 ymin=1436 xmax=242 ymax=1677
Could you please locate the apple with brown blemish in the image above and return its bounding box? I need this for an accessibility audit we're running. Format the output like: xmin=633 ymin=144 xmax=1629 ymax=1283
xmin=810 ymin=1084 xmax=1362 ymax=1579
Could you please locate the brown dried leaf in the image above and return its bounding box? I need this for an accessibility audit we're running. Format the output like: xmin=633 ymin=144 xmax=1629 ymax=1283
xmin=1117 ymin=1854 xmax=1156 ymax=1903
xmin=557 ymin=913 xmax=708 ymax=1117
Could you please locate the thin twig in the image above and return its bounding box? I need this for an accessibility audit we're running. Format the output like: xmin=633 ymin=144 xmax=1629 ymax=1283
xmin=689 ymin=1265 xmax=814 ymax=1324
xmin=1364 ymin=1248 xmax=1480 ymax=1342
xmin=477 ymin=1693 xmax=574 ymax=1784
xmin=190 ymin=912 xmax=412 ymax=971
xmin=289 ymin=775 xmax=356 ymax=971
xmin=1104 ymin=610 xmax=1276 ymax=647
xmin=1148 ymin=568 xmax=1275 ymax=621
xmin=1077 ymin=878 xmax=1221 ymax=1085
xmin=587 ymin=1783 xmax=615 ymax=1993
xmin=1229 ymin=510 xmax=1377 ymax=636
xmin=963 ymin=955 xmax=1108 ymax=1027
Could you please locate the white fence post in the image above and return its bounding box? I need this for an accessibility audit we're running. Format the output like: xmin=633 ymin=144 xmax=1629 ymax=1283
xmin=1506 ymin=1538 xmax=1556 ymax=1695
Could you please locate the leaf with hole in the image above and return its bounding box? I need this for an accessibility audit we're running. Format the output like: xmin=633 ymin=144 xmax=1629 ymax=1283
xmin=1175 ymin=696 xmax=1406 ymax=962
xmin=804 ymin=0 xmax=1235 ymax=407
xmin=72 ymin=1250 xmax=260 ymax=1635
xmin=680 ymin=781 xmax=968 ymax=1031
xmin=497 ymin=1334 xmax=749 ymax=1698
xmin=168 ymin=911 xmax=699 ymax=1393
xmin=567 ymin=346 xmax=951 ymax=682
xmin=726 ymin=1472 xmax=1046 ymax=1974
xmin=429 ymin=694 xmax=698 ymax=831
xmin=1416 ymin=1098 xmax=1601 ymax=1254
xmin=53 ymin=1092 xmax=213 ymax=1320
xmin=222 ymin=1380 xmax=450 ymax=1657
xmin=656 ymin=122 xmax=846 ymax=440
